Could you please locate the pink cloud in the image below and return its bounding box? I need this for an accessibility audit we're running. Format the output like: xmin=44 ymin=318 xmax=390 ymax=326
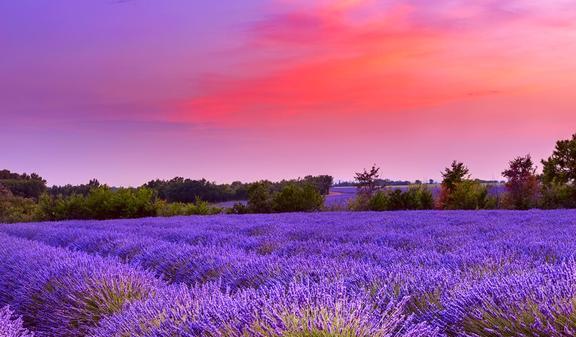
xmin=174 ymin=0 xmax=576 ymax=128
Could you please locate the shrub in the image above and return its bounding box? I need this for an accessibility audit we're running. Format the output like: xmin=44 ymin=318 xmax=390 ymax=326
xmin=368 ymin=191 xmax=389 ymax=211
xmin=404 ymin=185 xmax=435 ymax=210
xmin=348 ymin=193 xmax=371 ymax=211
xmin=247 ymin=182 xmax=275 ymax=213
xmin=156 ymin=197 xmax=221 ymax=216
xmin=443 ymin=263 xmax=576 ymax=337
xmin=273 ymin=183 xmax=324 ymax=213
xmin=350 ymin=186 xmax=433 ymax=211
xmin=92 ymin=282 xmax=442 ymax=337
xmin=36 ymin=187 xmax=158 ymax=221
xmin=227 ymin=202 xmax=249 ymax=214
xmin=0 ymin=235 xmax=162 ymax=337
xmin=0 ymin=170 xmax=46 ymax=200
xmin=387 ymin=189 xmax=407 ymax=211
xmin=541 ymin=180 xmax=576 ymax=209
xmin=0 ymin=185 xmax=38 ymax=223
xmin=443 ymin=180 xmax=489 ymax=210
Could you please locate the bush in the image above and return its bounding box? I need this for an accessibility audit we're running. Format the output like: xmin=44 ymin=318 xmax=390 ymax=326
xmin=443 ymin=180 xmax=489 ymax=210
xmin=37 ymin=187 xmax=158 ymax=221
xmin=403 ymin=185 xmax=435 ymax=210
xmin=0 ymin=185 xmax=38 ymax=223
xmin=227 ymin=202 xmax=249 ymax=214
xmin=350 ymin=186 xmax=434 ymax=211
xmin=272 ymin=183 xmax=324 ymax=213
xmin=368 ymin=191 xmax=389 ymax=211
xmin=0 ymin=170 xmax=46 ymax=200
xmin=156 ymin=197 xmax=221 ymax=216
xmin=247 ymin=182 xmax=275 ymax=213
xmin=541 ymin=180 xmax=576 ymax=209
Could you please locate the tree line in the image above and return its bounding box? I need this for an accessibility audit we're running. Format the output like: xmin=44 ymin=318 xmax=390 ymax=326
xmin=1 ymin=133 xmax=576 ymax=222
xmin=0 ymin=173 xmax=333 ymax=222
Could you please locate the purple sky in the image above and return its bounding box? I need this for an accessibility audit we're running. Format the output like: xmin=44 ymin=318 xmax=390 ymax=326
xmin=2 ymin=0 xmax=576 ymax=186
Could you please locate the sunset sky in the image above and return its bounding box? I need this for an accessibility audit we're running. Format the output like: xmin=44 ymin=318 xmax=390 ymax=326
xmin=2 ymin=0 xmax=576 ymax=186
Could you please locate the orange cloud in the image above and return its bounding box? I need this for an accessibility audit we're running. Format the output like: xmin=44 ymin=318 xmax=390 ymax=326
xmin=175 ymin=0 xmax=576 ymax=127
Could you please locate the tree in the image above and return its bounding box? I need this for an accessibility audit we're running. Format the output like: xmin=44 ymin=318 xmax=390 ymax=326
xmin=502 ymin=155 xmax=539 ymax=209
xmin=444 ymin=180 xmax=489 ymax=210
xmin=439 ymin=161 xmax=470 ymax=209
xmin=303 ymin=175 xmax=334 ymax=195
xmin=273 ymin=183 xmax=324 ymax=213
xmin=355 ymin=165 xmax=380 ymax=197
xmin=247 ymin=181 xmax=274 ymax=213
xmin=441 ymin=161 xmax=469 ymax=192
xmin=541 ymin=133 xmax=576 ymax=208
xmin=0 ymin=170 xmax=47 ymax=199
xmin=542 ymin=133 xmax=576 ymax=185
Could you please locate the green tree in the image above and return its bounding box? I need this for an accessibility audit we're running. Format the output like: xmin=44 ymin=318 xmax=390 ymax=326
xmin=0 ymin=170 xmax=47 ymax=199
xmin=444 ymin=180 xmax=489 ymax=210
xmin=0 ymin=183 xmax=38 ymax=223
xmin=502 ymin=155 xmax=539 ymax=209
xmin=439 ymin=161 xmax=470 ymax=209
xmin=247 ymin=181 xmax=274 ymax=213
xmin=541 ymin=133 xmax=576 ymax=208
xmin=441 ymin=161 xmax=469 ymax=192
xmin=273 ymin=183 xmax=324 ymax=213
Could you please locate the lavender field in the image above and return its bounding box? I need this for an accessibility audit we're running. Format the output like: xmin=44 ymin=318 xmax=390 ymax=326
xmin=2 ymin=210 xmax=576 ymax=336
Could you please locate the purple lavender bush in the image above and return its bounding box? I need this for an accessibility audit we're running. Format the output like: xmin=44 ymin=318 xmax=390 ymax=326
xmin=91 ymin=282 xmax=441 ymax=337
xmin=3 ymin=210 xmax=576 ymax=336
xmin=0 ymin=234 xmax=163 ymax=337
xmin=0 ymin=306 xmax=34 ymax=337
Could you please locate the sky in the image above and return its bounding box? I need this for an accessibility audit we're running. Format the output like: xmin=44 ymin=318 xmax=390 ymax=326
xmin=1 ymin=0 xmax=576 ymax=186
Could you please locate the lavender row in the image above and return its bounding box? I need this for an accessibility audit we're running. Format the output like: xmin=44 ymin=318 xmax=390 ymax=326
xmin=0 ymin=235 xmax=441 ymax=337
xmin=3 ymin=211 xmax=576 ymax=335
xmin=0 ymin=234 xmax=163 ymax=337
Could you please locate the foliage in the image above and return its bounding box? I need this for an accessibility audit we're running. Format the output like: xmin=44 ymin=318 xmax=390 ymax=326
xmin=542 ymin=133 xmax=576 ymax=186
xmin=156 ymin=197 xmax=221 ymax=216
xmin=403 ymin=185 xmax=435 ymax=210
xmin=443 ymin=180 xmax=490 ymax=210
xmin=355 ymin=165 xmax=380 ymax=197
xmin=37 ymin=186 xmax=158 ymax=220
xmin=48 ymin=179 xmax=101 ymax=197
xmin=438 ymin=161 xmax=492 ymax=210
xmin=272 ymin=183 xmax=324 ymax=213
xmin=0 ymin=169 xmax=47 ymax=199
xmin=227 ymin=202 xmax=250 ymax=214
xmin=541 ymin=133 xmax=576 ymax=208
xmin=247 ymin=182 xmax=324 ymax=213
xmin=367 ymin=191 xmax=389 ymax=211
xmin=303 ymin=175 xmax=334 ymax=195
xmin=144 ymin=175 xmax=333 ymax=205
xmin=144 ymin=177 xmax=246 ymax=204
xmin=541 ymin=180 xmax=576 ymax=209
xmin=0 ymin=184 xmax=38 ymax=223
xmin=350 ymin=185 xmax=434 ymax=211
xmin=441 ymin=161 xmax=469 ymax=192
xmin=247 ymin=181 xmax=275 ymax=213
xmin=502 ymin=155 xmax=539 ymax=210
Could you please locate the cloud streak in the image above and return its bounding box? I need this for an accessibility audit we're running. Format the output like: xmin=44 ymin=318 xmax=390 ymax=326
xmin=177 ymin=0 xmax=576 ymax=127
